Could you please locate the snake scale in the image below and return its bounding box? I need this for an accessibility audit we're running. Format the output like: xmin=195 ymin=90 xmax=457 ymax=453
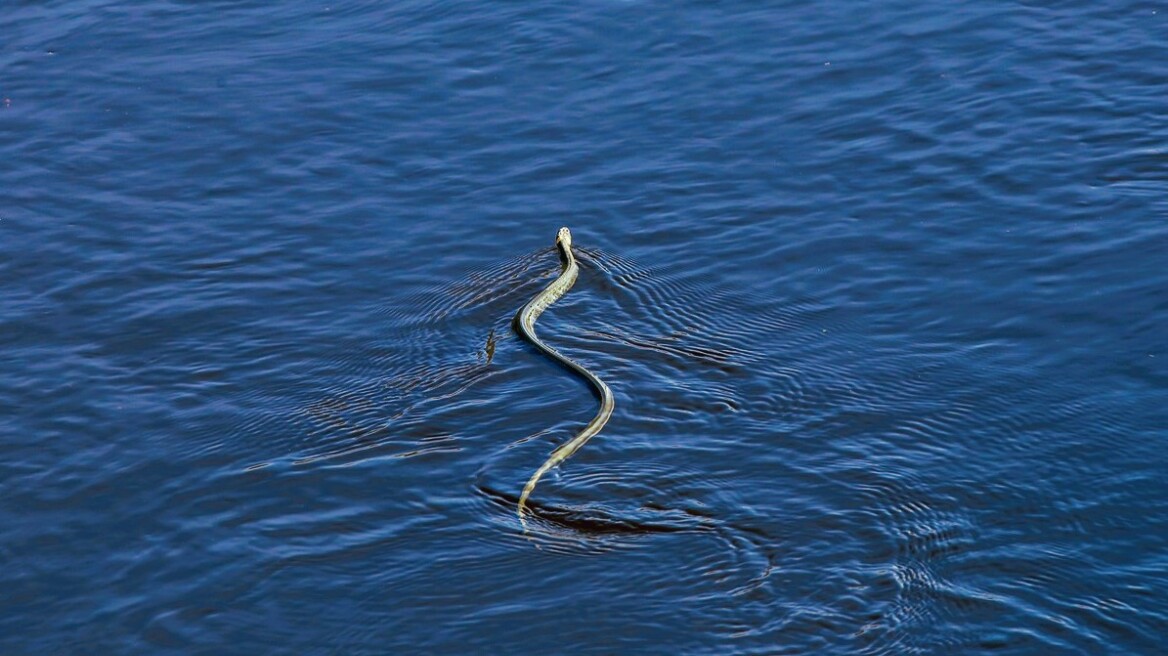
xmin=514 ymin=227 xmax=615 ymax=520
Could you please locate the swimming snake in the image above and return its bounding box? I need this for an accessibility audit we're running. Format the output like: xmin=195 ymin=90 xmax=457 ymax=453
xmin=514 ymin=227 xmax=615 ymax=520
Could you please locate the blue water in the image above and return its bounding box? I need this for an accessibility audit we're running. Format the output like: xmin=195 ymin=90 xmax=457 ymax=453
xmin=3 ymin=1 xmax=1166 ymax=653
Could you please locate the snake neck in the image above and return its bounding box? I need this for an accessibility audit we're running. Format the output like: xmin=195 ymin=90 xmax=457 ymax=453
xmin=556 ymin=235 xmax=574 ymax=269
xmin=516 ymin=243 xmax=578 ymax=336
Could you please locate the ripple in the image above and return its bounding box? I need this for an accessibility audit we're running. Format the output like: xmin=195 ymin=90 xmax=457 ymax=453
xmin=243 ymin=247 xmax=560 ymax=470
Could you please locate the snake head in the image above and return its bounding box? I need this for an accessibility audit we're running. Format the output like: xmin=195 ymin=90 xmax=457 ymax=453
xmin=556 ymin=226 xmax=573 ymax=251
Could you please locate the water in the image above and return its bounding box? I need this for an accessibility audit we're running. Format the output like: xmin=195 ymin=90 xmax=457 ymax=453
xmin=3 ymin=1 xmax=1166 ymax=653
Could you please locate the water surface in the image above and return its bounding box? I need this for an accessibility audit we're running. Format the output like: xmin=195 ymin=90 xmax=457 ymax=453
xmin=2 ymin=1 xmax=1166 ymax=654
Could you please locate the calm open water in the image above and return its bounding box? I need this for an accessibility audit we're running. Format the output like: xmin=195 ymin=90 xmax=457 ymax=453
xmin=3 ymin=1 xmax=1166 ymax=654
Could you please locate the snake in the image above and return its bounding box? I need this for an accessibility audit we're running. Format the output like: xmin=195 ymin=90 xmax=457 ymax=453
xmin=514 ymin=227 xmax=615 ymax=520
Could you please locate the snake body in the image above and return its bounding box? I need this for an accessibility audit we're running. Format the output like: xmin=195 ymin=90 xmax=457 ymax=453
xmin=514 ymin=227 xmax=615 ymax=519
